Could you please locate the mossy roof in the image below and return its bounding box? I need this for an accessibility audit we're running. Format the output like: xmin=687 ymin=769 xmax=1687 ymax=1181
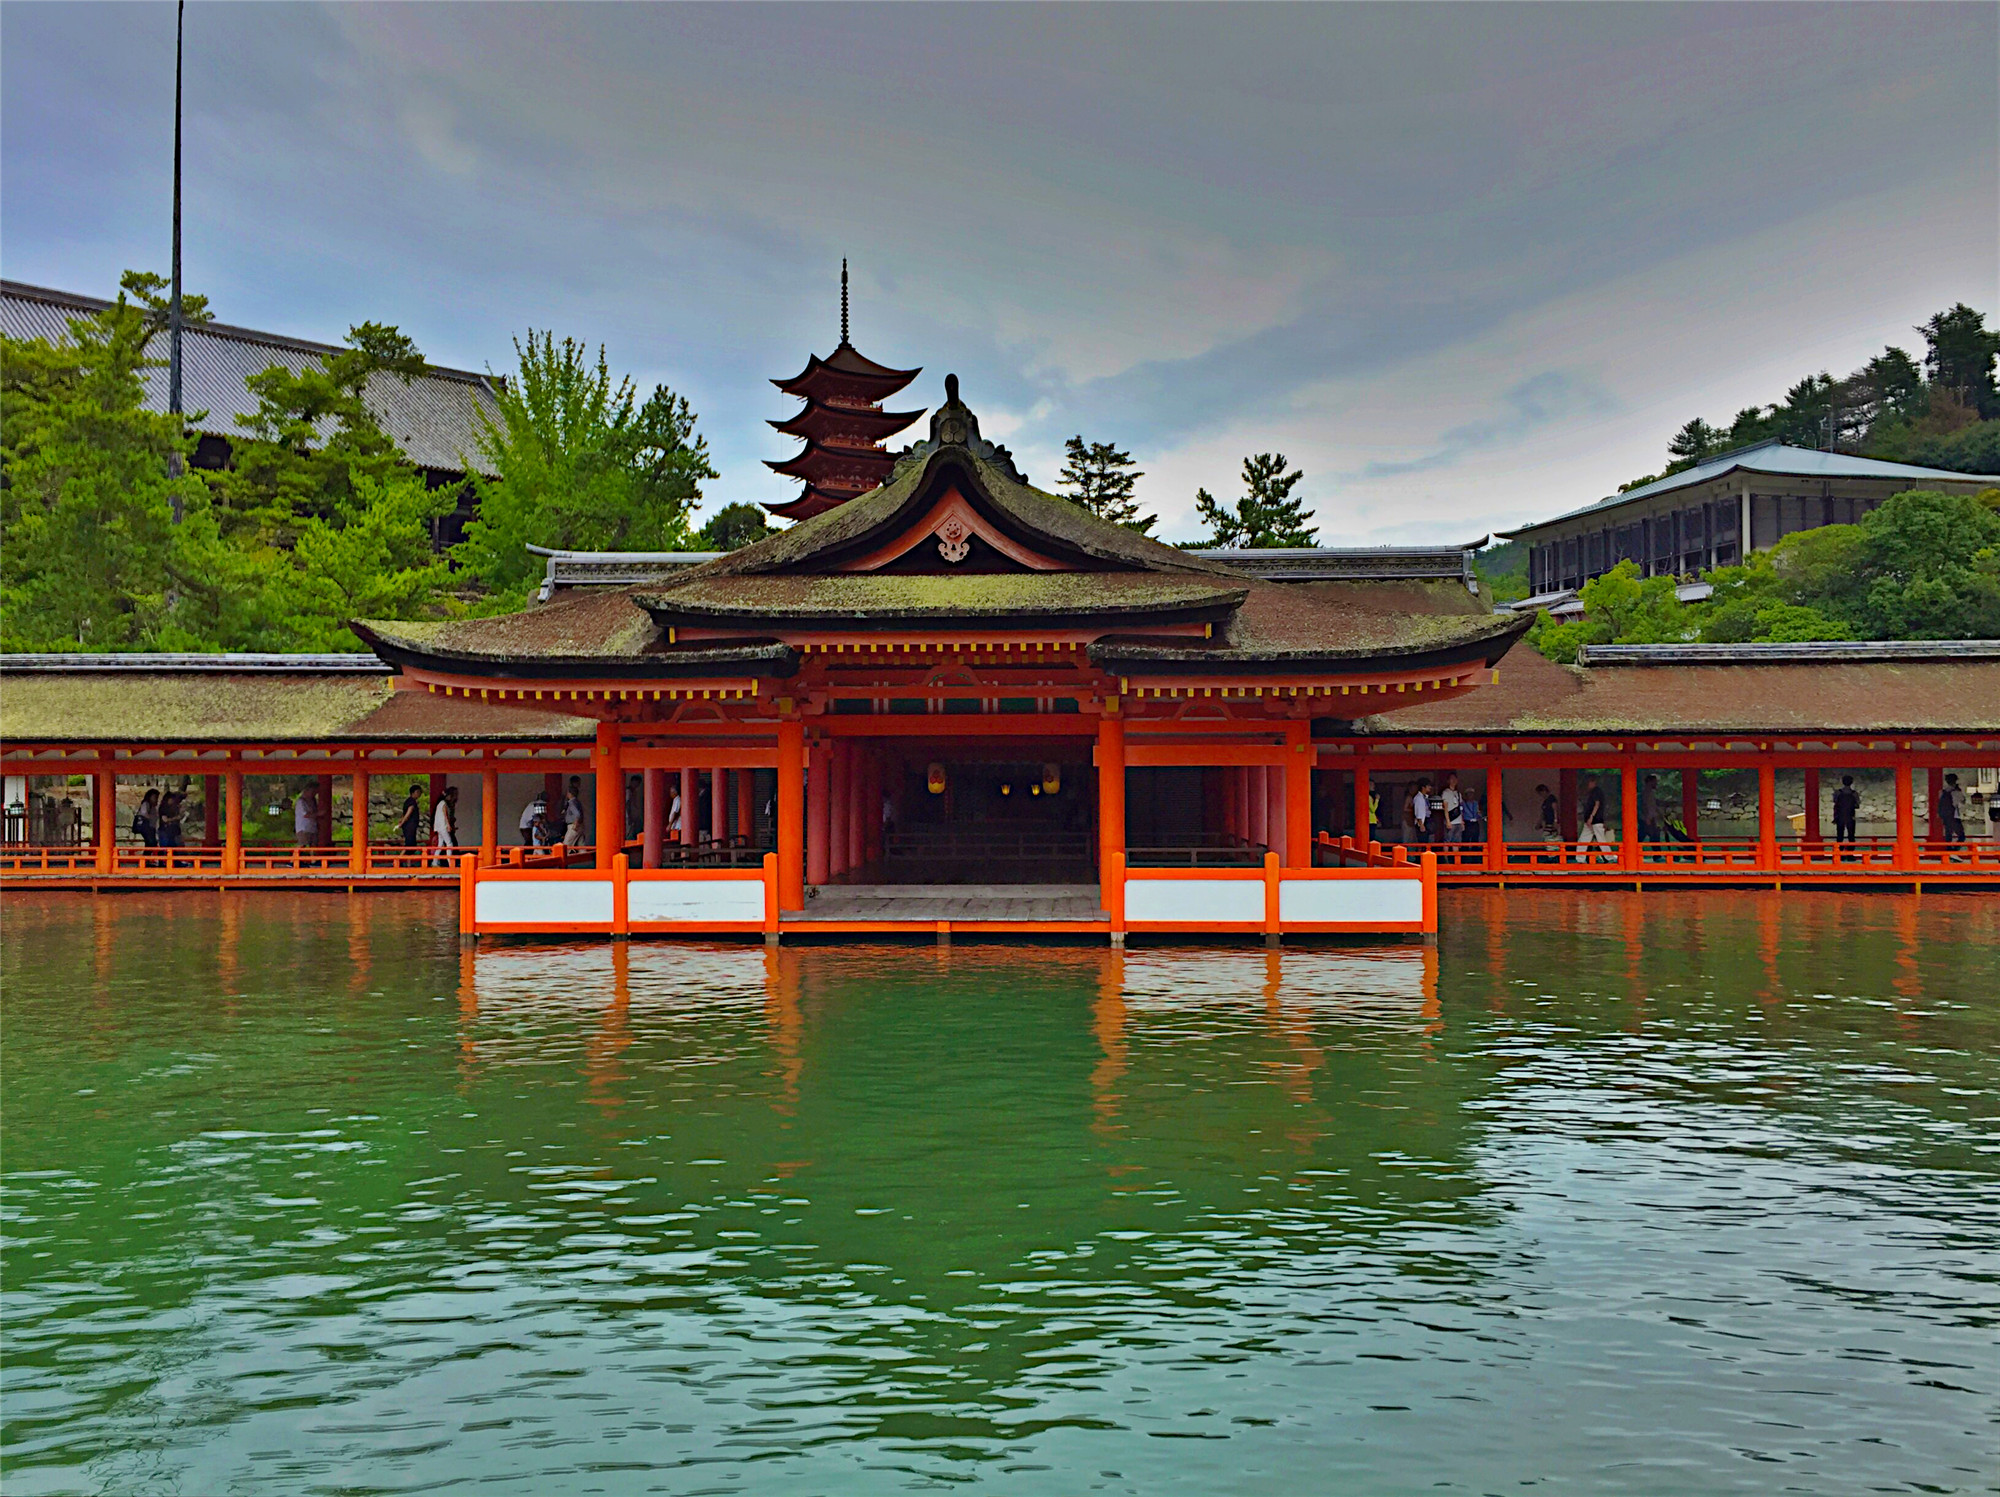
xmin=639 ymin=571 xmax=1247 ymax=625
xmin=662 ymin=445 xmax=1247 ymax=582
xmin=0 ymin=672 xmax=597 ymax=743
xmin=353 ymin=591 xmax=799 ymax=678
xmin=1358 ymin=641 xmax=2000 ymax=735
xmin=1092 ymin=582 xmax=1531 ymax=673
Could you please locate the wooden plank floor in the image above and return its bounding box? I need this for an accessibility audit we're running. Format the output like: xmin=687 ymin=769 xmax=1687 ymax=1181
xmin=789 ymin=884 xmax=1107 ymax=923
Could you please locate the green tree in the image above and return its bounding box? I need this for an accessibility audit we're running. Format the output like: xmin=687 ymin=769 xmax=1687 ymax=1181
xmin=0 ymin=281 xmax=245 ymax=650
xmin=458 ymin=332 xmax=717 ymax=600
xmin=1920 ymin=303 xmax=2000 ymax=419
xmin=1057 ymin=436 xmax=1154 ymax=534
xmin=1667 ymin=417 xmax=1724 ymax=464
xmin=1191 ymin=452 xmax=1316 ymax=548
xmin=208 ymin=323 xmax=455 ymax=648
xmin=1860 ymin=346 xmax=1924 ymax=426
xmin=696 ymin=501 xmax=775 ymax=552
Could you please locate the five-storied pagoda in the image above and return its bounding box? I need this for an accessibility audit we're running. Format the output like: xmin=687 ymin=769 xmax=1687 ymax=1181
xmin=764 ymin=261 xmax=926 ymax=521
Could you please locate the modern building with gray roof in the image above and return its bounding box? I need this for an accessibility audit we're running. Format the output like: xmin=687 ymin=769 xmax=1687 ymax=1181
xmin=1 ymin=280 xmax=504 ymax=547
xmin=1500 ymin=439 xmax=2000 ymax=598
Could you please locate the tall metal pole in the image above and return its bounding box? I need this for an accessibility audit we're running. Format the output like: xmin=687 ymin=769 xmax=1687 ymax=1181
xmin=167 ymin=0 xmax=186 ymax=516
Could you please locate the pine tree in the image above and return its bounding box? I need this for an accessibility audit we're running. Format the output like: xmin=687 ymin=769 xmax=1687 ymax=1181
xmin=1667 ymin=418 xmax=1723 ymax=463
xmin=1056 ymin=436 xmax=1154 ymax=534
xmin=1191 ymin=452 xmax=1316 ymax=548
xmin=213 ymin=323 xmax=457 ymax=648
xmin=0 ymin=280 xmax=245 ymax=650
xmin=1920 ymin=304 xmax=2000 ymax=419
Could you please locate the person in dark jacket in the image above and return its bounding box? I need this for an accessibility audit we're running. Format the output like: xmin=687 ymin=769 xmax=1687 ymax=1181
xmin=1831 ymin=775 xmax=1861 ymax=844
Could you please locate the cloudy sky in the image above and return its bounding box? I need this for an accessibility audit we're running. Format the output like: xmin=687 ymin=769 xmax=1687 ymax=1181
xmin=4 ymin=3 xmax=1994 ymax=542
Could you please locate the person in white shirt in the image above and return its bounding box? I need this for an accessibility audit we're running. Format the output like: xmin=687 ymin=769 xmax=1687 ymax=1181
xmin=1409 ymin=778 xmax=1433 ymax=844
xmin=519 ymin=793 xmax=546 ymax=847
xmin=562 ymin=776 xmax=586 ymax=850
xmin=431 ymin=786 xmax=459 ymax=865
xmin=293 ymin=785 xmax=319 ymax=846
xmin=1439 ymin=772 xmax=1464 ymax=843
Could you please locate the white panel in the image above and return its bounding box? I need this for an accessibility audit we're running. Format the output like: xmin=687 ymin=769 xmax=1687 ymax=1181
xmin=629 ymin=879 xmax=766 ymax=924
xmin=1279 ymin=876 xmax=1423 ymax=925
xmin=476 ymin=878 xmax=613 ymax=926
xmin=1124 ymin=877 xmax=1265 ymax=923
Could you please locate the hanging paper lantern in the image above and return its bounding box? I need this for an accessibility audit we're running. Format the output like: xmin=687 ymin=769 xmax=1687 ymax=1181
xmin=1000 ymin=782 xmax=1012 ymax=796
xmin=927 ymin=762 xmax=947 ymax=795
xmin=1042 ymin=763 xmax=1061 ymax=796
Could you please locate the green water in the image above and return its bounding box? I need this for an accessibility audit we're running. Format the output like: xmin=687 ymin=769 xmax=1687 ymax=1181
xmin=3 ymin=892 xmax=1996 ymax=1495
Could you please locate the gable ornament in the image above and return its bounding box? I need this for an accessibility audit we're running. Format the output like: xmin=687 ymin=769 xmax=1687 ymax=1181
xmin=936 ymin=516 xmax=971 ymax=564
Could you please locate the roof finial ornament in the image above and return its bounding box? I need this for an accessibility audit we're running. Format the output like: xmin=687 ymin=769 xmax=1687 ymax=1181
xmin=840 ymin=258 xmax=849 ymax=345
xmin=945 ymin=372 xmax=959 ymax=403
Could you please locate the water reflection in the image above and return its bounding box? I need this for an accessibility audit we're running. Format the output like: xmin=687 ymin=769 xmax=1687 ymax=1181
xmin=4 ymin=891 xmax=1997 ymax=1494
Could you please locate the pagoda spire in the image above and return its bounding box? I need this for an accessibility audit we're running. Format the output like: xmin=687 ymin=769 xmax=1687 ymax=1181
xmin=765 ymin=263 xmax=923 ymax=521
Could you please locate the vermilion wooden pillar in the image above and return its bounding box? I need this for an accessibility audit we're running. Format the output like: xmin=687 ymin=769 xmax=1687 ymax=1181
xmin=778 ymin=720 xmax=806 ymax=908
xmin=316 ymin=773 xmax=336 ymax=848
xmin=846 ymin=749 xmax=866 ymax=873
xmin=1926 ymin=766 xmax=1945 ymax=843
xmin=711 ymin=765 xmax=728 ymax=845
xmin=203 ymin=774 xmax=222 ymax=848
xmin=643 ymin=767 xmax=665 ymax=868
xmin=1354 ymin=765 xmax=1372 ymax=845
xmin=862 ymin=749 xmax=882 ymax=865
xmin=1756 ymin=757 xmax=1778 ymax=871
xmin=95 ymin=767 xmax=116 ymax=873
xmin=738 ymin=766 xmax=756 ymax=848
xmin=828 ymin=743 xmax=849 ymax=879
xmin=1230 ymin=767 xmax=1248 ymax=840
xmin=806 ymin=739 xmax=830 ymax=886
xmin=1285 ymin=723 xmax=1312 ymax=866
xmin=1485 ymin=763 xmax=1504 ymax=870
xmin=593 ymin=724 xmax=622 ymax=872
xmin=1558 ymin=768 xmax=1578 ymax=842
xmin=480 ymin=766 xmax=499 ymax=867
xmin=1620 ymin=759 xmax=1640 ymax=870
xmin=679 ymin=768 xmax=697 ymax=848
xmin=1097 ymin=713 xmax=1126 ymax=894
xmin=224 ymin=768 xmax=243 ymax=875
xmin=1894 ymin=758 xmax=1917 ymax=868
xmin=1249 ymin=765 xmax=1269 ymax=848
xmin=1802 ymin=769 xmax=1820 ymax=844
xmin=351 ymin=769 xmax=372 ymax=872
xmin=1682 ymin=768 xmax=1699 ymax=841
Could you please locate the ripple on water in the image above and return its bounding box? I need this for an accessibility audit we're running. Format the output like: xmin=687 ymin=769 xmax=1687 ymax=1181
xmin=1 ymin=889 xmax=1996 ymax=1494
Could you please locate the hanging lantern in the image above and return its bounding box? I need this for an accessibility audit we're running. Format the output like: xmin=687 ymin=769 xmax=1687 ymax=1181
xmin=927 ymin=762 xmax=947 ymax=795
xmin=1030 ymin=783 xmax=1041 ymax=796
xmin=1000 ymin=782 xmax=1012 ymax=796
xmin=1042 ymin=762 xmax=1062 ymax=796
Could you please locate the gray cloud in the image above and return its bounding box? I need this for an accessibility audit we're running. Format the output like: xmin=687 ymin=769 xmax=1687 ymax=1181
xmin=3 ymin=3 xmax=1993 ymax=538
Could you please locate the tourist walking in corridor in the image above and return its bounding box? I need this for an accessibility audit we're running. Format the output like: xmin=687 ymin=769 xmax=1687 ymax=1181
xmin=1576 ymin=776 xmax=1611 ymax=861
xmin=431 ymin=786 xmax=459 ymax=864
xmin=563 ymin=777 xmax=586 ymax=851
xmin=293 ymin=784 xmax=319 ymax=847
xmin=1832 ymin=775 xmax=1861 ymax=846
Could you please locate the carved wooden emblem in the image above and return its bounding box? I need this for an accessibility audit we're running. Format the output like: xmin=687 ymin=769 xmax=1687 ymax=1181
xmin=936 ymin=517 xmax=971 ymax=564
